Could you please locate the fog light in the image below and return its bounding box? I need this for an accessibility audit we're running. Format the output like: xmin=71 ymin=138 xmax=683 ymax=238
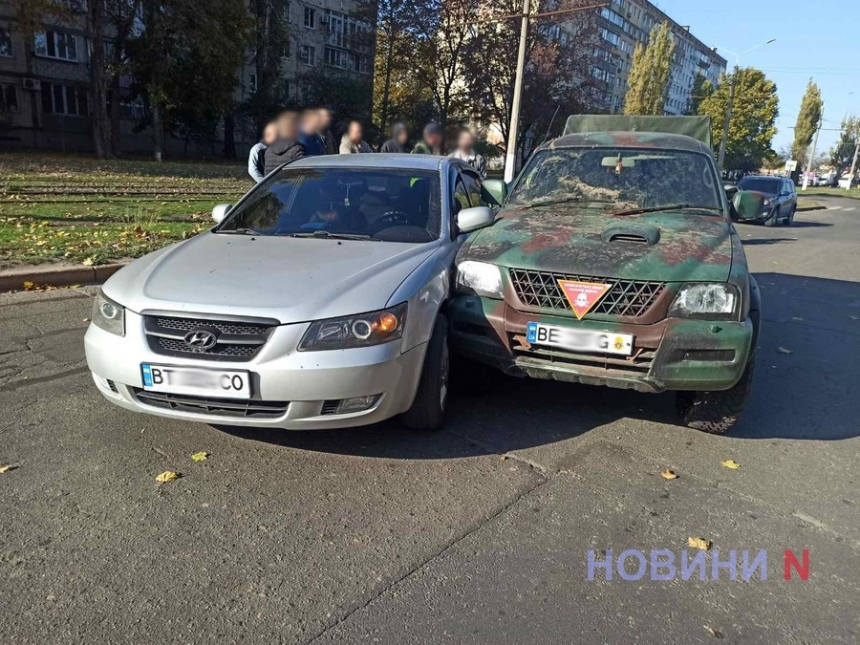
xmin=336 ymin=394 xmax=380 ymax=414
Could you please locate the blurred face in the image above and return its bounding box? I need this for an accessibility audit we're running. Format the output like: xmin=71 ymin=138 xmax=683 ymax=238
xmin=301 ymin=111 xmax=320 ymax=134
xmin=397 ymin=128 xmax=408 ymax=144
xmin=276 ymin=112 xmax=298 ymax=140
xmin=317 ymin=109 xmax=331 ymax=129
xmin=262 ymin=123 xmax=278 ymax=145
xmin=458 ymin=131 xmax=474 ymax=152
xmin=426 ymin=132 xmax=442 ymax=149
xmin=348 ymin=122 xmax=363 ymax=143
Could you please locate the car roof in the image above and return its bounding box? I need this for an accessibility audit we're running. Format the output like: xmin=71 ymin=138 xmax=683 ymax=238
xmin=286 ymin=154 xmax=447 ymax=172
xmin=546 ymin=131 xmax=713 ymax=155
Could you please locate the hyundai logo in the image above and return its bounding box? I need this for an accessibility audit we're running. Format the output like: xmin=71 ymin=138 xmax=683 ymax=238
xmin=183 ymin=329 xmax=218 ymax=350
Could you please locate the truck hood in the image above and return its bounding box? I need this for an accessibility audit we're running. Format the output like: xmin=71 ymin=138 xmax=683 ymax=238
xmin=461 ymin=206 xmax=733 ymax=282
xmin=103 ymin=232 xmax=438 ymax=323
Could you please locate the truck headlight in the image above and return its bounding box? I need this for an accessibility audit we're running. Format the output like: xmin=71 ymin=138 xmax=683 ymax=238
xmin=298 ymin=303 xmax=407 ymax=351
xmin=456 ymin=261 xmax=503 ymax=299
xmin=92 ymin=290 xmax=125 ymax=336
xmin=668 ymin=283 xmax=740 ymax=320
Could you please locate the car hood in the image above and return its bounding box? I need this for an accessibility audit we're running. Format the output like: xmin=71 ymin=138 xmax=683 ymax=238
xmin=104 ymin=232 xmax=438 ymax=323
xmin=461 ymin=206 xmax=733 ymax=282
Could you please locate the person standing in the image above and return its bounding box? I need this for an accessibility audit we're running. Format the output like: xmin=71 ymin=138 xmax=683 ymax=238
xmin=317 ymin=108 xmax=337 ymax=155
xmin=248 ymin=121 xmax=277 ymax=183
xmin=412 ymin=123 xmax=442 ymax=155
xmin=339 ymin=120 xmax=372 ymax=154
xmin=380 ymin=122 xmax=410 ymax=153
xmin=449 ymin=128 xmax=487 ymax=179
xmin=264 ymin=111 xmax=306 ymax=176
xmin=298 ymin=110 xmax=325 ymax=157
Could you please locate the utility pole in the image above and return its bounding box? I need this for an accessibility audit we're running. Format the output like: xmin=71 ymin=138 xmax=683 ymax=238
xmin=802 ymin=104 xmax=823 ymax=191
xmin=504 ymin=0 xmax=531 ymax=184
xmin=717 ymin=65 xmax=738 ymax=170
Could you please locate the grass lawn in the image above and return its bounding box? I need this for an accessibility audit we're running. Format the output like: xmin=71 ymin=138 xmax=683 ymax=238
xmin=803 ymin=187 xmax=860 ymax=200
xmin=0 ymin=152 xmax=250 ymax=269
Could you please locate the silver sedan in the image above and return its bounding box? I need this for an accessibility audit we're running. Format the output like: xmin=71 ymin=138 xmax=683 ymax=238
xmin=85 ymin=155 xmax=494 ymax=430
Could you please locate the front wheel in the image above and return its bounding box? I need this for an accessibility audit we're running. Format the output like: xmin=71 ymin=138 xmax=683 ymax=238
xmin=401 ymin=314 xmax=449 ymax=431
xmin=765 ymin=208 xmax=780 ymax=227
xmin=675 ymin=357 xmax=755 ymax=435
xmin=785 ymin=206 xmax=795 ymax=226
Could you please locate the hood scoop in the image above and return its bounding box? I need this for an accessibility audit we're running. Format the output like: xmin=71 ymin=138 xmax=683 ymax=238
xmin=601 ymin=224 xmax=660 ymax=247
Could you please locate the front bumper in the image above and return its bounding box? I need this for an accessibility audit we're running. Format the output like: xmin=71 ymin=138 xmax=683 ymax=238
xmin=449 ymin=296 xmax=753 ymax=393
xmin=85 ymin=310 xmax=426 ymax=430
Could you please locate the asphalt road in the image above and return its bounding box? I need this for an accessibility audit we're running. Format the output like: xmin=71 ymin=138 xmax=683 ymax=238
xmin=2 ymin=196 xmax=859 ymax=644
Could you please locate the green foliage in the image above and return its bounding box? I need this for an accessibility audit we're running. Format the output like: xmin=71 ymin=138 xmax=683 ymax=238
xmin=830 ymin=116 xmax=859 ymax=172
xmin=699 ymin=67 xmax=779 ymax=171
xmin=791 ymin=79 xmax=823 ymax=165
xmin=300 ymin=71 xmax=374 ymax=133
xmin=685 ymin=72 xmax=713 ymax=116
xmin=624 ymin=21 xmax=675 ymax=115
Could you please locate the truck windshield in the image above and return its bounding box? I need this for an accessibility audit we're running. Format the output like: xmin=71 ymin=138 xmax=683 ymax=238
xmin=508 ymin=147 xmax=723 ymax=213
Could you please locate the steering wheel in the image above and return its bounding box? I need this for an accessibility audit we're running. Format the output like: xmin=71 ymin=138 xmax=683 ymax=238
xmin=376 ymin=210 xmax=411 ymax=226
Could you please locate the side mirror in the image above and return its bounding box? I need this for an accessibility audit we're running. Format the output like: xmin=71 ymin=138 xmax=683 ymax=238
xmin=732 ymin=190 xmax=763 ymax=221
xmin=456 ymin=206 xmax=495 ymax=233
xmin=482 ymin=178 xmax=508 ymax=206
xmin=211 ymin=203 xmax=232 ymax=224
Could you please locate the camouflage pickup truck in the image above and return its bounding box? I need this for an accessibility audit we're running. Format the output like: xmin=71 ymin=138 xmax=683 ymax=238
xmin=450 ymin=116 xmax=761 ymax=434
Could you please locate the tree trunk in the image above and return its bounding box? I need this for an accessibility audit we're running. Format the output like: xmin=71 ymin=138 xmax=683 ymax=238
xmin=223 ymin=113 xmax=236 ymax=159
xmin=87 ymin=0 xmax=109 ymax=158
xmin=152 ymin=101 xmax=164 ymax=161
xmin=109 ymin=72 xmax=121 ymax=156
xmin=379 ymin=27 xmax=395 ymax=140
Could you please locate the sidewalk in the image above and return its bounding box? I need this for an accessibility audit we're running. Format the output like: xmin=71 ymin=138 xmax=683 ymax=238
xmin=0 ymin=261 xmax=128 ymax=292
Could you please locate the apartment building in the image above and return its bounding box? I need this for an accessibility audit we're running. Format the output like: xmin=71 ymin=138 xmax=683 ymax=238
xmin=0 ymin=0 xmax=375 ymax=155
xmin=588 ymin=0 xmax=726 ymax=115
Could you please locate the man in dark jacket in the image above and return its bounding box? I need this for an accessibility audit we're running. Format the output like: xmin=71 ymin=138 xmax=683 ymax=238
xmin=317 ymin=108 xmax=337 ymax=155
xmin=380 ymin=122 xmax=410 ymax=153
xmin=264 ymin=111 xmax=305 ymax=176
xmin=298 ymin=110 xmax=325 ymax=157
xmin=412 ymin=122 xmax=442 ymax=155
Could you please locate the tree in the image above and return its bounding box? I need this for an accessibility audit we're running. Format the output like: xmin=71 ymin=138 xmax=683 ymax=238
xmin=698 ymin=67 xmax=778 ymax=171
xmin=462 ymin=0 xmax=598 ymax=161
xmin=300 ymin=71 xmax=374 ymax=136
xmin=830 ymin=116 xmax=860 ymax=174
xmin=624 ymin=21 xmax=674 ymax=115
xmin=242 ymin=0 xmax=291 ymax=136
xmin=129 ymin=0 xmax=251 ymax=160
xmin=684 ymin=72 xmax=712 ymax=116
xmin=791 ymin=79 xmax=823 ymax=168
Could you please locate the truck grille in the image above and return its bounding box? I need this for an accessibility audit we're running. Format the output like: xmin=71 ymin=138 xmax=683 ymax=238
xmin=132 ymin=389 xmax=288 ymax=419
xmin=143 ymin=315 xmax=277 ymax=362
xmin=509 ymin=269 xmax=665 ymax=318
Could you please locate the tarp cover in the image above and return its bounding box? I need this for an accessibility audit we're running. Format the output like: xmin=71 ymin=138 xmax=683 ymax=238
xmin=563 ymin=115 xmax=712 ymax=147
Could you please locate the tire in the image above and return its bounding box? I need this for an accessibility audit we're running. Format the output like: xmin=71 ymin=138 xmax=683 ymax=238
xmin=764 ymin=208 xmax=779 ymax=227
xmin=401 ymin=314 xmax=449 ymax=431
xmin=675 ymin=356 xmax=755 ymax=435
xmin=450 ymin=355 xmax=495 ymax=396
xmin=785 ymin=206 xmax=795 ymax=226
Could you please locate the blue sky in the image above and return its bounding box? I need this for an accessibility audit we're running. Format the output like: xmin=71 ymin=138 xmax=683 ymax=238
xmin=654 ymin=0 xmax=858 ymax=155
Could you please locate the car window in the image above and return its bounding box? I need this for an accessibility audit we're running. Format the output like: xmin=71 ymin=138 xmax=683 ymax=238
xmin=218 ymin=167 xmax=442 ymax=244
xmin=453 ymin=177 xmax=469 ymax=215
xmin=460 ymin=170 xmax=484 ymax=207
xmin=737 ymin=177 xmax=782 ymax=194
xmin=508 ymin=147 xmax=722 ymax=212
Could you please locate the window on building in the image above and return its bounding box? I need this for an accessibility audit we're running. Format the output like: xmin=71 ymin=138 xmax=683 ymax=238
xmin=300 ymin=45 xmax=316 ymax=66
xmin=0 ymin=27 xmax=12 ymax=57
xmin=324 ymin=46 xmax=347 ymax=69
xmin=34 ymin=30 xmax=78 ymax=61
xmin=304 ymin=7 xmax=316 ymax=29
xmin=352 ymin=53 xmax=368 ymax=74
xmin=40 ymin=83 xmax=88 ymax=116
xmin=0 ymin=84 xmax=18 ymax=112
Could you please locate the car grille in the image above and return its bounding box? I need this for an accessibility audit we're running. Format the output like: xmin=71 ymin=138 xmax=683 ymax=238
xmin=143 ymin=315 xmax=278 ymax=362
xmin=509 ymin=269 xmax=665 ymax=318
xmin=132 ymin=389 xmax=288 ymax=419
xmin=512 ymin=342 xmax=656 ymax=374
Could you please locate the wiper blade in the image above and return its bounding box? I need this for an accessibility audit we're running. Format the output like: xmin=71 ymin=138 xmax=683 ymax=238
xmin=610 ymin=204 xmax=723 ymax=217
xmin=287 ymin=230 xmax=379 ymax=241
xmin=218 ymin=227 xmax=261 ymax=235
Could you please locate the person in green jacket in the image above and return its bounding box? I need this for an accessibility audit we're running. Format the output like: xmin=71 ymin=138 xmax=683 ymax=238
xmin=412 ymin=123 xmax=442 ymax=155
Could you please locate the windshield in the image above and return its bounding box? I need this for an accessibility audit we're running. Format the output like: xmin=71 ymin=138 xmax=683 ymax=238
xmin=737 ymin=177 xmax=782 ymax=194
xmin=219 ymin=167 xmax=442 ymax=243
xmin=508 ymin=147 xmax=722 ymax=213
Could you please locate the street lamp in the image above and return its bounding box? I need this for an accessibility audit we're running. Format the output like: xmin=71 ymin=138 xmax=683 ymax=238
xmin=716 ymin=38 xmax=776 ymax=170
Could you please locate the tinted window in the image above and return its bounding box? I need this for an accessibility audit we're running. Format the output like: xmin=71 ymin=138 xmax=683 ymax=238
xmin=220 ymin=167 xmax=442 ymax=243
xmin=508 ymin=147 xmax=721 ymax=212
xmin=737 ymin=177 xmax=782 ymax=194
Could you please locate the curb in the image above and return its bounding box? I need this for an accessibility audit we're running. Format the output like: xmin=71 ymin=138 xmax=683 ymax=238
xmin=0 ymin=262 xmax=128 ymax=293
xmin=797 ymin=205 xmax=824 ymax=212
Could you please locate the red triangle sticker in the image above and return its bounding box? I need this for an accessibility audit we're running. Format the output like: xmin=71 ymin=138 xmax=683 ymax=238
xmin=558 ymin=280 xmax=611 ymax=319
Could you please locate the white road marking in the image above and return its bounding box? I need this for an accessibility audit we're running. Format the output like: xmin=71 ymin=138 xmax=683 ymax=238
xmin=844 ymin=207 xmax=856 ymax=212
xmin=828 ymin=206 xmax=843 ymax=210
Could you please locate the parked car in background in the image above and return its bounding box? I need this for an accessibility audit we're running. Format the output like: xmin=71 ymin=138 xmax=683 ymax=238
xmin=838 ymin=175 xmax=856 ymax=189
xmin=85 ymin=155 xmax=495 ymax=432
xmin=735 ymin=175 xmax=797 ymax=226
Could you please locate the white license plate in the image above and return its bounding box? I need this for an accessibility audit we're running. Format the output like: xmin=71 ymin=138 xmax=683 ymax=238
xmin=141 ymin=364 xmax=251 ymax=399
xmin=526 ymin=322 xmax=634 ymax=356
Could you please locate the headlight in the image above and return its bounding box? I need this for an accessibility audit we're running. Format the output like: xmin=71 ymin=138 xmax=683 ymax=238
xmin=92 ymin=290 xmax=125 ymax=336
xmin=763 ymin=197 xmax=774 ymax=208
xmin=668 ymin=283 xmax=739 ymax=320
xmin=298 ymin=303 xmax=407 ymax=351
xmin=456 ymin=261 xmax=504 ymax=299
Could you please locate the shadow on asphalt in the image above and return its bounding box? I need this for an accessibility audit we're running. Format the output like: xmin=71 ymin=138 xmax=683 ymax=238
xmin=742 ymin=238 xmax=800 ymax=246
xmin=215 ymin=272 xmax=860 ymax=457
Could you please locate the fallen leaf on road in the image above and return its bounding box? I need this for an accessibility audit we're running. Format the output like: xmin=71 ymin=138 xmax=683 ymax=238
xmin=688 ymin=537 xmax=712 ymax=551
xmin=0 ymin=465 xmax=15 ymax=474
xmin=82 ymin=257 xmax=94 ymax=266
xmin=155 ymin=470 xmax=180 ymax=483
xmin=721 ymin=459 xmax=741 ymax=470
xmin=500 ymin=454 xmax=507 ymax=461
xmin=777 ymin=347 xmax=793 ymax=355
xmin=191 ymin=451 xmax=209 ymax=462
xmin=660 ymin=469 xmax=678 ymax=480
xmin=704 ymin=625 xmax=724 ymax=638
